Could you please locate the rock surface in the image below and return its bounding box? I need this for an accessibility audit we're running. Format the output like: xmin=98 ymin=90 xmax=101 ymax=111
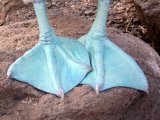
xmin=0 ymin=16 xmax=160 ymax=120
xmin=133 ymin=0 xmax=160 ymax=53
xmin=0 ymin=0 xmax=24 ymax=25
xmin=1 ymin=0 xmax=147 ymax=40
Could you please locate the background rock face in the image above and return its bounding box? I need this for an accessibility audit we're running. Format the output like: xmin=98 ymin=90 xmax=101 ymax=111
xmin=0 ymin=0 xmax=149 ymax=42
xmin=133 ymin=0 xmax=160 ymax=53
xmin=0 ymin=16 xmax=160 ymax=120
xmin=0 ymin=0 xmax=24 ymax=25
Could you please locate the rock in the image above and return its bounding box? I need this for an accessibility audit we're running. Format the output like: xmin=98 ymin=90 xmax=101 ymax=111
xmin=0 ymin=16 xmax=160 ymax=120
xmin=84 ymin=10 xmax=95 ymax=16
xmin=0 ymin=0 xmax=24 ymax=26
xmin=133 ymin=0 xmax=160 ymax=53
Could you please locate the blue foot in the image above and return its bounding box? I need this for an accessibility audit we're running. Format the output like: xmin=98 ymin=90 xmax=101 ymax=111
xmin=7 ymin=36 xmax=91 ymax=97
xmin=78 ymin=35 xmax=149 ymax=94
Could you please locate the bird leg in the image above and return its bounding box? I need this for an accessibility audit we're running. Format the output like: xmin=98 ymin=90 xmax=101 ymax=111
xmin=8 ymin=0 xmax=91 ymax=98
xmin=78 ymin=0 xmax=148 ymax=93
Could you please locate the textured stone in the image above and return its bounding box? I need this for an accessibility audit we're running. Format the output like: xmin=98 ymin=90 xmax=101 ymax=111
xmin=133 ymin=0 xmax=160 ymax=53
xmin=0 ymin=16 xmax=160 ymax=120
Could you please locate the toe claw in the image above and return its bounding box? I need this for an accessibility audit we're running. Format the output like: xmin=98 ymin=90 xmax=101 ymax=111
xmin=6 ymin=74 xmax=11 ymax=80
xmin=96 ymin=84 xmax=101 ymax=95
xmin=57 ymin=89 xmax=64 ymax=100
xmin=7 ymin=69 xmax=11 ymax=79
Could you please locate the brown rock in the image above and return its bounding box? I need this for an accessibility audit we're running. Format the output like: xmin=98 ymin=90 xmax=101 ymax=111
xmin=133 ymin=0 xmax=160 ymax=53
xmin=0 ymin=16 xmax=160 ymax=120
xmin=0 ymin=0 xmax=24 ymax=25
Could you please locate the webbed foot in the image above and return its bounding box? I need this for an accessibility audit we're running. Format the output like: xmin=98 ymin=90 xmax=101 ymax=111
xmin=7 ymin=0 xmax=91 ymax=98
xmin=8 ymin=35 xmax=91 ymax=97
xmin=78 ymin=0 xmax=148 ymax=94
xmin=78 ymin=35 xmax=148 ymax=93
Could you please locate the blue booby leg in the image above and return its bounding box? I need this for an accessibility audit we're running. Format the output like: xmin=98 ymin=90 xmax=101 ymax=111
xmin=7 ymin=0 xmax=91 ymax=98
xmin=78 ymin=0 xmax=148 ymax=94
